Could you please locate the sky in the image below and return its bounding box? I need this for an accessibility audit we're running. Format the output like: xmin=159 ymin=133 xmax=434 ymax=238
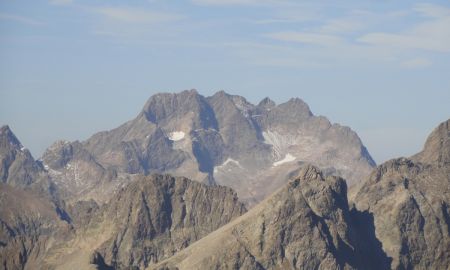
xmin=0 ymin=0 xmax=449 ymax=164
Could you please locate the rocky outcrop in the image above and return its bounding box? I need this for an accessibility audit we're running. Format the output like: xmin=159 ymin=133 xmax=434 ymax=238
xmin=40 ymin=90 xmax=375 ymax=206
xmin=353 ymin=119 xmax=450 ymax=269
xmin=0 ymin=125 xmax=48 ymax=189
xmin=0 ymin=125 xmax=67 ymax=205
xmin=412 ymin=119 xmax=450 ymax=165
xmin=41 ymin=139 xmax=126 ymax=204
xmin=94 ymin=174 xmax=246 ymax=269
xmin=154 ymin=165 xmax=362 ymax=270
xmin=0 ymin=184 xmax=71 ymax=270
xmin=42 ymin=174 xmax=246 ymax=270
xmin=0 ymin=126 xmax=72 ymax=270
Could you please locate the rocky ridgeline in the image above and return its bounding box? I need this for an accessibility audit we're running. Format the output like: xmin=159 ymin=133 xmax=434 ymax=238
xmin=0 ymin=98 xmax=448 ymax=269
xmin=154 ymin=165 xmax=365 ymax=269
xmin=40 ymin=90 xmax=375 ymax=206
xmin=352 ymin=119 xmax=450 ymax=269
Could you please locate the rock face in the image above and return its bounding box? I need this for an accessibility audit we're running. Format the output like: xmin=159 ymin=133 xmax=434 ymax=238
xmin=154 ymin=165 xmax=362 ymax=270
xmin=94 ymin=174 xmax=246 ymax=269
xmin=41 ymin=174 xmax=246 ymax=270
xmin=40 ymin=90 xmax=375 ymax=205
xmin=0 ymin=125 xmax=64 ymax=206
xmin=412 ymin=119 xmax=450 ymax=165
xmin=0 ymin=125 xmax=48 ymax=189
xmin=0 ymin=126 xmax=71 ymax=270
xmin=0 ymin=184 xmax=71 ymax=270
xmin=352 ymin=119 xmax=450 ymax=269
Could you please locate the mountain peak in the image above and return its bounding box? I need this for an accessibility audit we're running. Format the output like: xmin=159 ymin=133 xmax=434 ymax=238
xmin=210 ymin=90 xmax=234 ymax=100
xmin=0 ymin=125 xmax=45 ymax=188
xmin=0 ymin=125 xmax=11 ymax=133
xmin=413 ymin=118 xmax=450 ymax=165
xmin=140 ymin=89 xmax=206 ymax=124
xmin=36 ymin=90 xmax=375 ymax=207
xmin=257 ymin=97 xmax=276 ymax=110
xmin=277 ymin=97 xmax=313 ymax=118
xmin=0 ymin=125 xmax=23 ymax=150
xmin=292 ymin=164 xmax=323 ymax=183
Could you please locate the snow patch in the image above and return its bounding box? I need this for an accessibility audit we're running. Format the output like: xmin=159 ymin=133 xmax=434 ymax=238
xmin=222 ymin=158 xmax=241 ymax=167
xmin=168 ymin=131 xmax=185 ymax=141
xmin=214 ymin=158 xmax=242 ymax=174
xmin=273 ymin=154 xmax=296 ymax=167
xmin=263 ymin=130 xmax=297 ymax=159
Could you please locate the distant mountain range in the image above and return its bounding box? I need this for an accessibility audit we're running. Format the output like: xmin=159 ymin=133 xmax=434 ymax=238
xmin=0 ymin=91 xmax=448 ymax=270
xmin=40 ymin=90 xmax=375 ymax=206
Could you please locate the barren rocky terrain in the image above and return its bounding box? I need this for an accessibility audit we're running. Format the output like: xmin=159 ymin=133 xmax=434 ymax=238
xmin=0 ymin=93 xmax=448 ymax=270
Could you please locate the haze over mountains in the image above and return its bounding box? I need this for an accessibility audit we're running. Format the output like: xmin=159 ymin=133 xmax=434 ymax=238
xmin=0 ymin=91 xmax=448 ymax=270
xmin=40 ymin=90 xmax=375 ymax=206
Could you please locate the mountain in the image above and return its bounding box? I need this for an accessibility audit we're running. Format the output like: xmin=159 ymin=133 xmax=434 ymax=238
xmin=0 ymin=117 xmax=448 ymax=269
xmin=0 ymin=184 xmax=71 ymax=270
xmin=38 ymin=174 xmax=245 ymax=269
xmin=0 ymin=126 xmax=246 ymax=270
xmin=41 ymin=90 xmax=375 ymax=205
xmin=0 ymin=126 xmax=72 ymax=270
xmin=0 ymin=125 xmax=49 ymax=189
xmin=153 ymin=119 xmax=450 ymax=270
xmin=411 ymin=119 xmax=450 ymax=165
xmin=153 ymin=165 xmax=365 ymax=269
xmin=0 ymin=125 xmax=68 ymax=205
xmin=352 ymin=119 xmax=450 ymax=269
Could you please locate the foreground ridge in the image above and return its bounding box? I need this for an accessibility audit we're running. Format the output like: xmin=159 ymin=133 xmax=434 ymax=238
xmin=352 ymin=119 xmax=450 ymax=269
xmin=153 ymin=165 xmax=365 ymax=269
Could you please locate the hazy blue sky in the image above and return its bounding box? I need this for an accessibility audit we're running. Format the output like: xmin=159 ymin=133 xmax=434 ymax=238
xmin=0 ymin=0 xmax=449 ymax=164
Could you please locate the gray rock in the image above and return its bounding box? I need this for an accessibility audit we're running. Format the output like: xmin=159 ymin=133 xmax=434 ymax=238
xmin=353 ymin=119 xmax=450 ymax=269
xmin=40 ymin=90 xmax=375 ymax=206
xmin=1 ymin=119 xmax=449 ymax=270
xmin=0 ymin=184 xmax=72 ymax=270
xmin=38 ymin=174 xmax=246 ymax=269
xmin=0 ymin=125 xmax=45 ymax=188
xmin=154 ymin=165 xmax=362 ymax=270
xmin=412 ymin=119 xmax=450 ymax=165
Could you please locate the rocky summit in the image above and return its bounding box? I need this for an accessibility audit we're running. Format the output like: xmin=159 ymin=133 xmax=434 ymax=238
xmin=352 ymin=119 xmax=450 ymax=269
xmin=0 ymin=125 xmax=49 ymax=190
xmin=40 ymin=90 xmax=375 ymax=206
